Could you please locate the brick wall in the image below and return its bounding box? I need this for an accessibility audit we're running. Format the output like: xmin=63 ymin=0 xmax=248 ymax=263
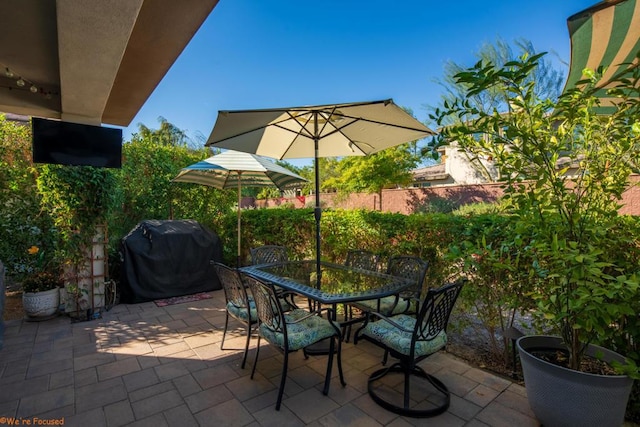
xmin=253 ymin=175 xmax=640 ymax=216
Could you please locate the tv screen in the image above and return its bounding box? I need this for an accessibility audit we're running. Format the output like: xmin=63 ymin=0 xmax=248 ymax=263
xmin=32 ymin=118 xmax=122 ymax=168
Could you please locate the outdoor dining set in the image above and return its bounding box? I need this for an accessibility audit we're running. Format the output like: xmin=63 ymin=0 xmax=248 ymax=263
xmin=213 ymin=245 xmax=464 ymax=418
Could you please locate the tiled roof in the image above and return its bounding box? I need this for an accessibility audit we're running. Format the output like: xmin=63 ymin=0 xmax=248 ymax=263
xmin=412 ymin=163 xmax=449 ymax=181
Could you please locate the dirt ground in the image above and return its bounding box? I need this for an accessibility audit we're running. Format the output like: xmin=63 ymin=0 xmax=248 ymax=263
xmin=3 ymin=281 xmax=24 ymax=321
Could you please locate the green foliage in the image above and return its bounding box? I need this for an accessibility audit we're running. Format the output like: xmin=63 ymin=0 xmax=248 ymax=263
xmin=431 ymin=51 xmax=640 ymax=373
xmin=109 ymin=122 xmax=236 ymax=251
xmin=234 ymin=208 xmax=463 ymax=292
xmin=424 ymin=38 xmax=566 ymax=181
xmin=294 ymin=158 xmax=341 ymax=195
xmin=427 ymin=38 xmax=565 ymax=129
xmin=452 ymin=202 xmax=501 ymax=216
xmin=324 ymin=145 xmax=421 ymax=209
xmin=326 ymin=145 xmax=419 ymax=193
xmin=37 ymin=164 xmax=116 ymax=267
xmin=449 ymin=214 xmax=536 ymax=364
xmin=0 ymin=116 xmax=237 ymax=284
xmin=21 ymin=271 xmax=62 ymax=293
xmin=414 ymin=195 xmax=459 ymax=214
xmin=0 ymin=115 xmax=58 ymax=279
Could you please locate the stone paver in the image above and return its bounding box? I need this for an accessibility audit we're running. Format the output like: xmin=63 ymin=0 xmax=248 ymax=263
xmin=0 ymin=290 xmax=539 ymax=426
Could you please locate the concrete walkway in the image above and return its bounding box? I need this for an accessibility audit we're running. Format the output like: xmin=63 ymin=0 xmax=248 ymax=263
xmin=0 ymin=290 xmax=538 ymax=426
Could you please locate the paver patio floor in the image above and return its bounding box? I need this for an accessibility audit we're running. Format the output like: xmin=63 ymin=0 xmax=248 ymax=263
xmin=0 ymin=290 xmax=538 ymax=426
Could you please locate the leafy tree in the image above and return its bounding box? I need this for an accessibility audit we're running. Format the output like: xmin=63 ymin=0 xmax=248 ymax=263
xmin=431 ymin=51 xmax=640 ymax=373
xmin=426 ymin=38 xmax=566 ymax=181
xmin=324 ymin=145 xmax=420 ymax=210
xmin=0 ymin=115 xmax=55 ymax=278
xmin=133 ymin=116 xmax=192 ymax=148
xmin=255 ymin=160 xmax=305 ymax=199
xmin=111 ymin=122 xmax=236 ymax=244
xmin=430 ymin=38 xmax=565 ymax=125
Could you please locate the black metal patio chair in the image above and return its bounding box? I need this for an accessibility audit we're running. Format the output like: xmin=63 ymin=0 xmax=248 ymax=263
xmin=213 ymin=262 xmax=257 ymax=369
xmin=360 ymin=255 xmax=429 ymax=315
xmin=344 ymin=256 xmax=429 ymax=343
xmin=342 ymin=249 xmax=380 ymax=341
xmin=242 ymin=272 xmax=346 ymax=411
xmin=250 ymin=245 xmax=288 ymax=265
xmin=354 ymin=280 xmax=465 ymax=418
xmin=249 ymin=244 xmax=301 ymax=310
xmin=345 ymin=249 xmax=380 ymax=272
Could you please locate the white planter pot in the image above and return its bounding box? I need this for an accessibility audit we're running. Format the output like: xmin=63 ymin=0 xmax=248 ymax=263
xmin=517 ymin=335 xmax=633 ymax=427
xmin=22 ymin=287 xmax=60 ymax=319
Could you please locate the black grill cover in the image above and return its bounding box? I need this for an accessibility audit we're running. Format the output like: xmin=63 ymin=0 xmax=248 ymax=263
xmin=120 ymin=220 xmax=223 ymax=303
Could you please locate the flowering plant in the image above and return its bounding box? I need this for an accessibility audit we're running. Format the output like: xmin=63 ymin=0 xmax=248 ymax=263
xmin=22 ymin=246 xmax=62 ymax=293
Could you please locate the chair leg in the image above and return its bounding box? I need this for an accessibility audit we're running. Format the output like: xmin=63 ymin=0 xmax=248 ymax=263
xmin=336 ymin=334 xmax=346 ymax=387
xmin=343 ymin=304 xmax=356 ymax=342
xmin=220 ymin=312 xmax=230 ymax=350
xmin=250 ymin=335 xmax=261 ymax=380
xmin=323 ymin=336 xmax=335 ymax=395
xmin=241 ymin=321 xmax=251 ymax=369
xmin=404 ymin=366 xmax=411 ymax=409
xmin=382 ymin=350 xmax=389 ymax=365
xmin=276 ymin=351 xmax=289 ymax=410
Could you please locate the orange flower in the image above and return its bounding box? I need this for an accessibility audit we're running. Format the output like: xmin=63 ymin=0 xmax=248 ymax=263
xmin=28 ymin=246 xmax=39 ymax=255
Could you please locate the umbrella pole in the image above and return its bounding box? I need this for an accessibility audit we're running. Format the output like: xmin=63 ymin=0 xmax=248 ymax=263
xmin=314 ymin=126 xmax=322 ymax=289
xmin=237 ymin=172 xmax=242 ymax=268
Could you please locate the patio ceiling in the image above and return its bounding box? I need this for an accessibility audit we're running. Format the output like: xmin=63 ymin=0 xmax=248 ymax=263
xmin=0 ymin=0 xmax=219 ymax=126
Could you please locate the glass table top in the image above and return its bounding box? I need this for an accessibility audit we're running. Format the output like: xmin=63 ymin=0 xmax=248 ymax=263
xmin=240 ymin=260 xmax=412 ymax=305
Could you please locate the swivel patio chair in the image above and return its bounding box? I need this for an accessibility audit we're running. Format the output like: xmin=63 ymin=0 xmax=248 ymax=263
xmin=242 ymin=272 xmax=346 ymax=411
xmin=346 ymin=255 xmax=429 ymax=358
xmin=250 ymin=245 xmax=288 ymax=265
xmin=345 ymin=256 xmax=429 ymax=330
xmin=354 ymin=280 xmax=464 ymax=418
xmin=213 ymin=262 xmax=257 ymax=369
xmin=365 ymin=255 xmax=429 ymax=315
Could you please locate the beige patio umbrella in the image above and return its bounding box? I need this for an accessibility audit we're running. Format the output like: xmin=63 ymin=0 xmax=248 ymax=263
xmin=172 ymin=150 xmax=307 ymax=266
xmin=205 ymin=99 xmax=434 ymax=283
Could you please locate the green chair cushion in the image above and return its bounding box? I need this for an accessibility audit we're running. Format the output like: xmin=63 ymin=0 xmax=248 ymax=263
xmin=357 ymin=296 xmax=411 ymax=315
xmin=227 ymin=298 xmax=257 ymax=323
xmin=259 ymin=309 xmax=338 ymax=351
xmin=361 ymin=314 xmax=447 ymax=357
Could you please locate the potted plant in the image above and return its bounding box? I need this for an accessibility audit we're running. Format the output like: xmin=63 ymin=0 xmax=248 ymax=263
xmin=431 ymin=52 xmax=640 ymax=426
xmin=22 ymin=245 xmax=62 ymax=319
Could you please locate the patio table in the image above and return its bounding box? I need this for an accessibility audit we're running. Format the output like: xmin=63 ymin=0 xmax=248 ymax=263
xmin=240 ymin=260 xmax=413 ymax=310
xmin=240 ymin=260 xmax=411 ymax=354
xmin=241 ymin=260 xmax=413 ymax=355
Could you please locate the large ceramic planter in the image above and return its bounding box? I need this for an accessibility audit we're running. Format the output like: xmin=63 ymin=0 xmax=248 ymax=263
xmin=22 ymin=287 xmax=59 ymax=319
xmin=517 ymin=335 xmax=633 ymax=427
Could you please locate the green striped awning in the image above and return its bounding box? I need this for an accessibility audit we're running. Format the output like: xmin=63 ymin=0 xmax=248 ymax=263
xmin=565 ymin=0 xmax=640 ymax=113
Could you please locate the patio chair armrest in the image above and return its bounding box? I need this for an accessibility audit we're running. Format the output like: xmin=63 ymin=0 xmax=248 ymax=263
xmin=367 ymin=311 xmax=414 ymax=333
xmin=286 ymin=309 xmax=324 ymax=324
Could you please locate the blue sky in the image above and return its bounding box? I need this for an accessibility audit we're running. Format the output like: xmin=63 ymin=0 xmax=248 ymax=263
xmin=123 ymin=0 xmax=597 ymax=165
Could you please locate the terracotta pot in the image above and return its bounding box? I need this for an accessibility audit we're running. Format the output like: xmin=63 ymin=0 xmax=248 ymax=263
xmin=22 ymin=287 xmax=59 ymax=319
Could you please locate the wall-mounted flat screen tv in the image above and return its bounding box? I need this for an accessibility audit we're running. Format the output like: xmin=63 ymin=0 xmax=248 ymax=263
xmin=32 ymin=117 xmax=122 ymax=168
